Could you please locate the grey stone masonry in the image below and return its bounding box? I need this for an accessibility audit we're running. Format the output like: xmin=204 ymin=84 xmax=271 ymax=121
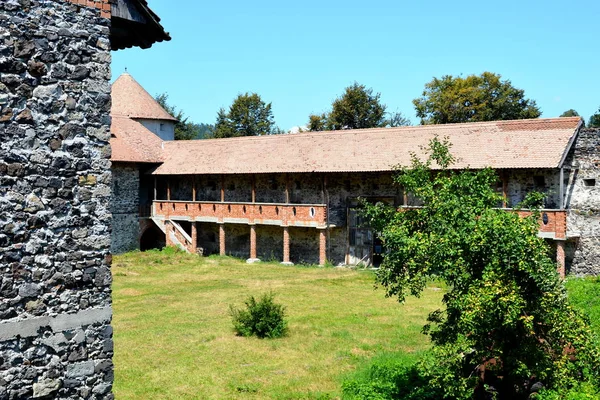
xmin=565 ymin=128 xmax=600 ymax=275
xmin=110 ymin=163 xmax=139 ymax=253
xmin=0 ymin=1 xmax=114 ymax=398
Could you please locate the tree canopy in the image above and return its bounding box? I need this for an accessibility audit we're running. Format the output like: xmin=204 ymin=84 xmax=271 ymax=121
xmin=560 ymin=109 xmax=580 ymax=117
xmin=362 ymin=138 xmax=600 ymax=399
xmin=413 ymin=72 xmax=541 ymax=125
xmin=213 ymin=92 xmax=277 ymax=138
xmin=307 ymin=83 xmax=410 ymax=131
xmin=589 ymin=107 xmax=600 ymax=128
xmin=155 ymin=93 xmax=210 ymax=140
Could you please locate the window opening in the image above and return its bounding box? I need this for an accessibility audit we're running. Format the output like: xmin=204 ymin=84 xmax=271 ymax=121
xmin=584 ymin=178 xmax=596 ymax=187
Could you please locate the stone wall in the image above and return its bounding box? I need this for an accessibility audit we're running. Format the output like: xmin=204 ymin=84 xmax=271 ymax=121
xmin=504 ymin=169 xmax=561 ymax=209
xmin=0 ymin=1 xmax=114 ymax=398
xmin=111 ymin=163 xmax=139 ymax=254
xmin=565 ymin=128 xmax=600 ymax=275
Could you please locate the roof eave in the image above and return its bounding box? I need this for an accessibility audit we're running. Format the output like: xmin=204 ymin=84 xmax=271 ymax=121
xmin=557 ymin=118 xmax=585 ymax=169
xmin=110 ymin=0 xmax=171 ymax=51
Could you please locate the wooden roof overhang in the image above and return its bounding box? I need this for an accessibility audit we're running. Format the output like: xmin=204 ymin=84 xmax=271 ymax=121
xmin=110 ymin=0 xmax=171 ymax=51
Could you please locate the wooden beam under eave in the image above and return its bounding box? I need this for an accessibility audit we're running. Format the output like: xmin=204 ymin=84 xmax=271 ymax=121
xmin=285 ymin=174 xmax=290 ymax=204
xmin=502 ymin=172 xmax=508 ymax=208
xmin=112 ymin=0 xmax=148 ymax=23
xmin=321 ymin=174 xmax=325 ymax=204
xmin=192 ymin=176 xmax=197 ymax=202
xmin=153 ymin=176 xmax=157 ymax=200
xmin=220 ymin=175 xmax=225 ymax=202
xmin=167 ymin=178 xmax=171 ymax=201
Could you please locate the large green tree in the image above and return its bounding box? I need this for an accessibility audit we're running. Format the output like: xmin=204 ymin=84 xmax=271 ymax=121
xmin=308 ymin=83 xmax=409 ymax=131
xmin=589 ymin=107 xmax=600 ymax=128
xmin=413 ymin=72 xmax=541 ymax=125
xmin=155 ymin=93 xmax=209 ymax=140
xmin=213 ymin=92 xmax=277 ymax=138
xmin=361 ymin=138 xmax=600 ymax=399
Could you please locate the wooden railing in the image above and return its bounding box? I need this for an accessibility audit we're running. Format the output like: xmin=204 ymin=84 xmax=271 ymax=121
xmin=165 ymin=220 xmax=195 ymax=253
xmin=152 ymin=201 xmax=327 ymax=228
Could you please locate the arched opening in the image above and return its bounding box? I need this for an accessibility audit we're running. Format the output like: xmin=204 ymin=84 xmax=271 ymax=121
xmin=140 ymin=224 xmax=166 ymax=251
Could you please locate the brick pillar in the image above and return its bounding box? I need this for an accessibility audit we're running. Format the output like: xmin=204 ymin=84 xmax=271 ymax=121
xmin=282 ymin=226 xmax=293 ymax=265
xmin=246 ymin=225 xmax=260 ymax=263
xmin=556 ymin=212 xmax=567 ymax=240
xmin=190 ymin=222 xmax=197 ymax=254
xmin=318 ymin=229 xmax=327 ymax=266
xmin=219 ymin=223 xmax=226 ymax=256
xmin=557 ymin=240 xmax=566 ymax=278
xmin=165 ymin=221 xmax=174 ymax=247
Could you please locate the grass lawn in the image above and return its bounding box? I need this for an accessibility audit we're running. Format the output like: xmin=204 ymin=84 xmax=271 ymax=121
xmin=111 ymin=249 xmax=444 ymax=399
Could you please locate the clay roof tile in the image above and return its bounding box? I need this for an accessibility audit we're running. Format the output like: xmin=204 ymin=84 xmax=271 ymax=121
xmin=152 ymin=117 xmax=582 ymax=175
xmin=111 ymin=72 xmax=177 ymax=122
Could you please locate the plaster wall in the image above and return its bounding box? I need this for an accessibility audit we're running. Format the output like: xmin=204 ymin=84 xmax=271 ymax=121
xmin=137 ymin=118 xmax=174 ymax=141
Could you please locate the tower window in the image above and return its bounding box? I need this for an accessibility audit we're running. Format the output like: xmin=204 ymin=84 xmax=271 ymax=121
xmin=583 ymin=178 xmax=596 ymax=187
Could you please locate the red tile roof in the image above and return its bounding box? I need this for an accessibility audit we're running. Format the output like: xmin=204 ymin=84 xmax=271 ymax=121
xmin=152 ymin=117 xmax=582 ymax=175
xmin=110 ymin=72 xmax=176 ymax=163
xmin=110 ymin=116 xmax=165 ymax=163
xmin=111 ymin=72 xmax=177 ymax=121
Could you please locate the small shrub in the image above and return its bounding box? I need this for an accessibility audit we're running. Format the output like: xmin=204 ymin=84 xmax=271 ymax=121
xmin=229 ymin=292 xmax=288 ymax=339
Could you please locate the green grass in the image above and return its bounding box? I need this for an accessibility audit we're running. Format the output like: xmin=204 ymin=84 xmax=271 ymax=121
xmin=566 ymin=276 xmax=600 ymax=333
xmin=112 ymin=249 xmax=444 ymax=399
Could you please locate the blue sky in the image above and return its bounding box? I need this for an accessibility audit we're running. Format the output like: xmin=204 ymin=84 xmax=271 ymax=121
xmin=112 ymin=0 xmax=600 ymax=131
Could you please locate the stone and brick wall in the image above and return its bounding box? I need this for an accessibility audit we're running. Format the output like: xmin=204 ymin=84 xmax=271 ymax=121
xmin=111 ymin=163 xmax=139 ymax=254
xmin=565 ymin=128 xmax=600 ymax=275
xmin=0 ymin=0 xmax=114 ymax=398
xmin=153 ymin=169 xmax=573 ymax=266
xmin=64 ymin=0 xmax=112 ymax=19
xmin=504 ymin=169 xmax=561 ymax=209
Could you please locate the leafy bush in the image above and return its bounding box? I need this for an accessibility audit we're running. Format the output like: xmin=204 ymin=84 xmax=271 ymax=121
xmin=343 ymin=353 xmax=442 ymax=400
xmin=229 ymin=292 xmax=288 ymax=339
xmin=536 ymin=381 xmax=600 ymax=400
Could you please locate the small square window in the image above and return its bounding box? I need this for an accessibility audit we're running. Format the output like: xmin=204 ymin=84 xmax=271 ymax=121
xmin=583 ymin=178 xmax=596 ymax=187
xmin=160 ymin=123 xmax=165 ymax=131
xmin=533 ymin=176 xmax=545 ymax=187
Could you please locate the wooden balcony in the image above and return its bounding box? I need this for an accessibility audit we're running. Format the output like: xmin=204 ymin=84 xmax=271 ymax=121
xmin=152 ymin=201 xmax=327 ymax=228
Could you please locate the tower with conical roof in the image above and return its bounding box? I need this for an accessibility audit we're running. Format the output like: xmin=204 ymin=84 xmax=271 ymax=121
xmin=110 ymin=72 xmax=177 ymax=254
xmin=111 ymin=71 xmax=178 ymax=141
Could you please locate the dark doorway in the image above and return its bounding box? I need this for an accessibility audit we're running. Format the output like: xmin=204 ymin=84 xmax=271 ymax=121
xmin=140 ymin=225 xmax=166 ymax=251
